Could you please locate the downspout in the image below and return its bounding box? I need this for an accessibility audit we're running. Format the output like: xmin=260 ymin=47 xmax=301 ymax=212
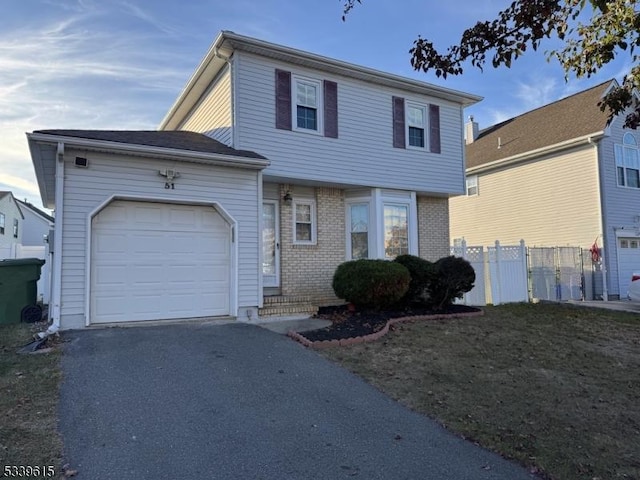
xmin=47 ymin=142 xmax=65 ymax=334
xmin=213 ymin=47 xmax=237 ymax=148
xmin=594 ymin=136 xmax=609 ymax=301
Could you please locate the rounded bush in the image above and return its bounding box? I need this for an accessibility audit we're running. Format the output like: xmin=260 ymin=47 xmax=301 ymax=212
xmin=393 ymin=254 xmax=436 ymax=306
xmin=427 ymin=256 xmax=476 ymax=310
xmin=332 ymin=259 xmax=410 ymax=310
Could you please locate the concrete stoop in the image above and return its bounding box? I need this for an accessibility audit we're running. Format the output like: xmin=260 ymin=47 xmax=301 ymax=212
xmin=258 ymin=295 xmax=318 ymax=319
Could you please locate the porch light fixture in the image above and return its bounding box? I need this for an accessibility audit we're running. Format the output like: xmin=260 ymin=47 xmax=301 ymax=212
xmin=283 ymin=190 xmax=292 ymax=204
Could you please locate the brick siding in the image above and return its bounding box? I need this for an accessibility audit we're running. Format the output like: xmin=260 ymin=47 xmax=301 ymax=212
xmin=279 ymin=185 xmax=345 ymax=306
xmin=417 ymin=196 xmax=450 ymax=261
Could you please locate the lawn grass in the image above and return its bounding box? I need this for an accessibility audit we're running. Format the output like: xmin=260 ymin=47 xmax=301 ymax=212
xmin=0 ymin=322 xmax=62 ymax=477
xmin=321 ymin=302 xmax=640 ymax=480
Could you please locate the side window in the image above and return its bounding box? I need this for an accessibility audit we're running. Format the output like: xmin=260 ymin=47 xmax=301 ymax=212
xmin=294 ymin=77 xmax=321 ymax=132
xmin=466 ymin=176 xmax=478 ymax=196
xmin=12 ymin=218 xmax=18 ymax=238
xmin=0 ymin=213 xmax=4 ymax=234
xmin=615 ymin=132 xmax=640 ymax=188
xmin=392 ymin=97 xmax=440 ymax=153
xmin=293 ymin=199 xmax=317 ymax=245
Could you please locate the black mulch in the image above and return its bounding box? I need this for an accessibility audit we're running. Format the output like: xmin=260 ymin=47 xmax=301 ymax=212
xmin=302 ymin=304 xmax=481 ymax=342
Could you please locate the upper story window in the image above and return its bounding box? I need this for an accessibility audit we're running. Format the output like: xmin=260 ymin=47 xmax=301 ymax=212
xmin=392 ymin=96 xmax=440 ymax=153
xmin=407 ymin=103 xmax=426 ymax=148
xmin=466 ymin=175 xmax=478 ymax=196
xmin=275 ymin=69 xmax=338 ymax=138
xmin=0 ymin=213 xmax=4 ymax=234
xmin=293 ymin=198 xmax=317 ymax=245
xmin=12 ymin=218 xmax=18 ymax=238
xmin=615 ymin=132 xmax=640 ymax=188
xmin=295 ymin=78 xmax=321 ymax=132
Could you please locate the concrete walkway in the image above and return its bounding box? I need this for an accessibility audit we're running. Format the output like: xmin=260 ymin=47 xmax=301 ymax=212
xmin=568 ymin=299 xmax=640 ymax=313
xmin=59 ymin=323 xmax=537 ymax=480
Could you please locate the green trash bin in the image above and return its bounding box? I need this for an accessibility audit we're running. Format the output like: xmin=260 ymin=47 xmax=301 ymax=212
xmin=0 ymin=258 xmax=45 ymax=325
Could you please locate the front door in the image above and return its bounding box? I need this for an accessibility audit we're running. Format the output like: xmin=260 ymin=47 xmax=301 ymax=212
xmin=262 ymin=201 xmax=280 ymax=287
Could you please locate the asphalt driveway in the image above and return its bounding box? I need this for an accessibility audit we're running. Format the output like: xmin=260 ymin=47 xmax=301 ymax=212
xmin=59 ymin=322 xmax=537 ymax=480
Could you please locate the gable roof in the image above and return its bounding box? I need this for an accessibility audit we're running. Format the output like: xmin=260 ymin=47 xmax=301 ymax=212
xmin=160 ymin=30 xmax=482 ymax=130
xmin=467 ymin=80 xmax=614 ymax=170
xmin=15 ymin=199 xmax=54 ymax=223
xmin=0 ymin=191 xmax=25 ymax=218
xmin=32 ymin=130 xmax=267 ymax=160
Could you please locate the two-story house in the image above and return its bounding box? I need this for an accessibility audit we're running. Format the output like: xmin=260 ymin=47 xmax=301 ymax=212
xmin=0 ymin=191 xmax=23 ymax=251
xmin=449 ymin=79 xmax=640 ymax=300
xmin=27 ymin=31 xmax=480 ymax=330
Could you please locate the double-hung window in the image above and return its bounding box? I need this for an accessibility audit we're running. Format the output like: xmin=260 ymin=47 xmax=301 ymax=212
xmin=12 ymin=218 xmax=18 ymax=238
xmin=0 ymin=213 xmax=4 ymax=234
xmin=348 ymin=203 xmax=369 ymax=260
xmin=615 ymin=133 xmax=640 ymax=188
xmin=407 ymin=103 xmax=426 ymax=148
xmin=466 ymin=176 xmax=478 ymax=196
xmin=293 ymin=199 xmax=316 ymax=244
xmin=383 ymin=204 xmax=409 ymax=258
xmin=294 ymin=77 xmax=322 ymax=133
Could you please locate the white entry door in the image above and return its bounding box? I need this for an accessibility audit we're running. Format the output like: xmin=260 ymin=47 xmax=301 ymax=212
xmin=262 ymin=201 xmax=280 ymax=287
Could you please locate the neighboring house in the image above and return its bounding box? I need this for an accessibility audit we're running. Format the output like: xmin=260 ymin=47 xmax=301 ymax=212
xmin=16 ymin=199 xmax=54 ymax=246
xmin=449 ymin=79 xmax=640 ymax=300
xmin=27 ymin=31 xmax=480 ymax=330
xmin=0 ymin=191 xmax=23 ymax=248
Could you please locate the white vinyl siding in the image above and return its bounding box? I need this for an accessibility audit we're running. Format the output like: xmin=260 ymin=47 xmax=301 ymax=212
xmin=233 ymin=52 xmax=465 ymax=195
xmin=59 ymin=149 xmax=260 ymax=327
xmin=179 ymin=65 xmax=233 ymax=146
xmin=449 ymin=144 xmax=601 ymax=248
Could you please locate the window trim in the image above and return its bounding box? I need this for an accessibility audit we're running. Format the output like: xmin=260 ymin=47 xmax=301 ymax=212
xmin=292 ymin=75 xmax=323 ymax=135
xmin=0 ymin=212 xmax=4 ymax=235
xmin=466 ymin=175 xmax=479 ymax=196
xmin=405 ymin=102 xmax=427 ymax=150
xmin=292 ymin=198 xmax=317 ymax=245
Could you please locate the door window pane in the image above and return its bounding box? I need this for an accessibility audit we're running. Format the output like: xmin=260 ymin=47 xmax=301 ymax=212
xmin=262 ymin=204 xmax=276 ymax=275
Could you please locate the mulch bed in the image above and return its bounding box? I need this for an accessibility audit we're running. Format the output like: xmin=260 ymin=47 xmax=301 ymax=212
xmin=289 ymin=304 xmax=482 ymax=348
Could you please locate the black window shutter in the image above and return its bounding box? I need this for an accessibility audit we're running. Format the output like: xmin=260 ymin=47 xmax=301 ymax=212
xmin=275 ymin=69 xmax=292 ymax=130
xmin=429 ymin=104 xmax=441 ymax=154
xmin=324 ymin=80 xmax=338 ymax=138
xmin=392 ymin=96 xmax=405 ymax=149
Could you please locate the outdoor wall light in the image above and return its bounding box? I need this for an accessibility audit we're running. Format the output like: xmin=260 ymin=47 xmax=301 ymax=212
xmin=283 ymin=190 xmax=292 ymax=204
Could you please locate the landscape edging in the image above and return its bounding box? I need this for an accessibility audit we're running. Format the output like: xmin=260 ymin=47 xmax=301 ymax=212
xmin=287 ymin=310 xmax=484 ymax=349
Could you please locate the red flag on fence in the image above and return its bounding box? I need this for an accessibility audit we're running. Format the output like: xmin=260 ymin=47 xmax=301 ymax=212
xmin=590 ymin=238 xmax=601 ymax=263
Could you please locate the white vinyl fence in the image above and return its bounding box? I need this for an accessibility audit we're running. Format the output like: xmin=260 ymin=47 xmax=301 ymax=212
xmin=452 ymin=240 xmax=528 ymax=306
xmin=451 ymin=240 xmax=593 ymax=306
xmin=0 ymin=243 xmax=50 ymax=304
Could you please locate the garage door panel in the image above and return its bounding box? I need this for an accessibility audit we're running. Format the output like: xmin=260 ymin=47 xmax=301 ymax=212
xmin=91 ymin=201 xmax=232 ymax=324
xmin=617 ymin=237 xmax=640 ymax=297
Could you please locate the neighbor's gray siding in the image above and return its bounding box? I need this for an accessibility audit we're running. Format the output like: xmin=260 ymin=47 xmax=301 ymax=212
xmin=58 ymin=149 xmax=260 ymax=328
xmin=0 ymin=194 xmax=22 ymax=247
xmin=178 ymin=64 xmax=233 ymax=146
xmin=598 ymin=116 xmax=640 ymax=297
xmin=233 ymin=52 xmax=466 ymax=195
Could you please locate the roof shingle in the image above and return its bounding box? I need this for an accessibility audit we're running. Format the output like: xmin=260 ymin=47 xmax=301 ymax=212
xmin=33 ymin=130 xmax=266 ymax=160
xmin=467 ymin=80 xmax=613 ymax=169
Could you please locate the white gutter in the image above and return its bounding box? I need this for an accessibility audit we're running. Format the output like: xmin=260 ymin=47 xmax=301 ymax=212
xmin=26 ymin=133 xmax=270 ymax=170
xmin=47 ymin=142 xmax=65 ymax=334
xmin=467 ymin=132 xmax=606 ymax=175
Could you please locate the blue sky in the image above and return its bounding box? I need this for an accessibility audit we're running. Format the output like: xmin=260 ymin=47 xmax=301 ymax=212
xmin=1 ymin=0 xmax=632 ymax=208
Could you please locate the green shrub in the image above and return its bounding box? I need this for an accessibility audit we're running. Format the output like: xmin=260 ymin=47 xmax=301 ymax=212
xmin=332 ymin=259 xmax=410 ymax=310
xmin=393 ymin=254 xmax=436 ymax=306
xmin=427 ymin=256 xmax=476 ymax=310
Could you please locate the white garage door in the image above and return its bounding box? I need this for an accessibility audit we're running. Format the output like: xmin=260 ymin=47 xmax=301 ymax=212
xmin=617 ymin=237 xmax=640 ymax=299
xmin=91 ymin=200 xmax=231 ymax=323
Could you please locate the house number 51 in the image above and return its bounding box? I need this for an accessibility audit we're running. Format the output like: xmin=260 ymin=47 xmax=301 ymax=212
xmin=165 ymin=182 xmax=175 ymax=189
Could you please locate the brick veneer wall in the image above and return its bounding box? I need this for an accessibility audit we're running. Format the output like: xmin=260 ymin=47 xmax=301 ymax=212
xmin=279 ymin=185 xmax=345 ymax=306
xmin=417 ymin=196 xmax=450 ymax=261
